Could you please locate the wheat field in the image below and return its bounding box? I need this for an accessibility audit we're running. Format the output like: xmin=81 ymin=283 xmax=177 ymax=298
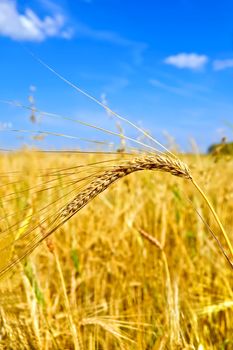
xmin=0 ymin=149 xmax=232 ymax=349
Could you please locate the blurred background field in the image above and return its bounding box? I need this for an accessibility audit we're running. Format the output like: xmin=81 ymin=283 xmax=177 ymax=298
xmin=0 ymin=150 xmax=232 ymax=349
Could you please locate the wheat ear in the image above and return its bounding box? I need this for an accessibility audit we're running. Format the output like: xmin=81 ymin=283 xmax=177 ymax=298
xmin=60 ymin=154 xmax=191 ymax=220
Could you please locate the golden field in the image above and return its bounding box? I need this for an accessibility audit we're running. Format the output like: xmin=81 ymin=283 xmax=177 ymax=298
xmin=0 ymin=150 xmax=232 ymax=349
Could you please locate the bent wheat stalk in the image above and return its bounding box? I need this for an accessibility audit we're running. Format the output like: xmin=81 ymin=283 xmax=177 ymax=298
xmin=59 ymin=156 xmax=233 ymax=269
xmin=0 ymin=154 xmax=191 ymax=279
xmin=0 ymin=151 xmax=232 ymax=280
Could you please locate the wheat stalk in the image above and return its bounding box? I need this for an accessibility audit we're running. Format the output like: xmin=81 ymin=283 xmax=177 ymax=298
xmin=57 ymin=153 xmax=233 ymax=269
xmin=0 ymin=153 xmax=192 ymax=279
xmin=59 ymin=154 xmax=233 ymax=268
xmin=1 ymin=151 xmax=232 ymax=279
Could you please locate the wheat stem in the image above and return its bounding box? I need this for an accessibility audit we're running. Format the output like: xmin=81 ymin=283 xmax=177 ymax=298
xmin=191 ymin=178 xmax=233 ymax=258
xmin=53 ymin=249 xmax=82 ymax=350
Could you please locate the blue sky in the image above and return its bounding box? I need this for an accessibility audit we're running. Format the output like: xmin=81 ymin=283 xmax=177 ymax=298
xmin=0 ymin=0 xmax=233 ymax=152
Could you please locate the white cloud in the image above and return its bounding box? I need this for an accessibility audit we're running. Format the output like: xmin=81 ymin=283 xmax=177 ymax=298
xmin=149 ymin=78 xmax=210 ymax=102
xmin=76 ymin=22 xmax=140 ymax=47
xmin=213 ymin=59 xmax=233 ymax=71
xmin=164 ymin=53 xmax=208 ymax=70
xmin=37 ymin=0 xmax=62 ymax=13
xmin=149 ymin=79 xmax=190 ymax=96
xmin=0 ymin=0 xmax=73 ymax=41
xmin=76 ymin=22 xmax=147 ymax=65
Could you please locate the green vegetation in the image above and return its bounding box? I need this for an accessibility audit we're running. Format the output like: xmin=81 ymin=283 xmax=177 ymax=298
xmin=208 ymin=141 xmax=233 ymax=155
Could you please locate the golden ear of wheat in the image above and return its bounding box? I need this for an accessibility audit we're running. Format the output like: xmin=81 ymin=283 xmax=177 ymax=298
xmin=60 ymin=154 xmax=191 ymax=220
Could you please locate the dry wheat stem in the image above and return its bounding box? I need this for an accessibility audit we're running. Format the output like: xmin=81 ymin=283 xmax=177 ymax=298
xmin=191 ymin=178 xmax=233 ymax=259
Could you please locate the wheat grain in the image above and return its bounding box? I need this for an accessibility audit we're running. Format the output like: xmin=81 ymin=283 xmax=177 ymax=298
xmin=60 ymin=154 xmax=191 ymax=220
